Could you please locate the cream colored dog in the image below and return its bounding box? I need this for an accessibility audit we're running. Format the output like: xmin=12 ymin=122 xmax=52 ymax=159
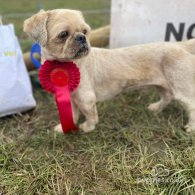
xmin=24 ymin=9 xmax=195 ymax=133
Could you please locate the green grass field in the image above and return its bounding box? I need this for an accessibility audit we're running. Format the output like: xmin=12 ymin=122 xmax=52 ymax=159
xmin=1 ymin=0 xmax=195 ymax=194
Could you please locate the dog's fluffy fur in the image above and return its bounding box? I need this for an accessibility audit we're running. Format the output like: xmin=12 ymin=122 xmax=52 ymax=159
xmin=24 ymin=9 xmax=195 ymax=133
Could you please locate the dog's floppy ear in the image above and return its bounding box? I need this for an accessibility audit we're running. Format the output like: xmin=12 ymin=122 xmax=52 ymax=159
xmin=23 ymin=10 xmax=48 ymax=46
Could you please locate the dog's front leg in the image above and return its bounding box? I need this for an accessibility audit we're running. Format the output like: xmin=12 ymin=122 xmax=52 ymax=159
xmin=76 ymin=92 xmax=98 ymax=133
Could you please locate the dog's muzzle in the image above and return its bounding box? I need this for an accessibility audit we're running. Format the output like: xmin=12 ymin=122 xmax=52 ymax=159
xmin=75 ymin=35 xmax=86 ymax=44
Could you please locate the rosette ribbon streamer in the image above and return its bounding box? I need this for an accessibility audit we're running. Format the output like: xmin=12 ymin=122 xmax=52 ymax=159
xmin=39 ymin=60 xmax=80 ymax=133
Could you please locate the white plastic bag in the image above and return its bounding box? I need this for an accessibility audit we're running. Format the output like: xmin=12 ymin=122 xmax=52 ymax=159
xmin=0 ymin=24 xmax=36 ymax=116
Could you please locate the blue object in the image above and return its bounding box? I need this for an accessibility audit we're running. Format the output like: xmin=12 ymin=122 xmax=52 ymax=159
xmin=30 ymin=43 xmax=41 ymax=69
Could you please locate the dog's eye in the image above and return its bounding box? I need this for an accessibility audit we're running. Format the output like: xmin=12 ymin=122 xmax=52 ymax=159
xmin=58 ymin=31 xmax=69 ymax=39
xmin=83 ymin=29 xmax=87 ymax=35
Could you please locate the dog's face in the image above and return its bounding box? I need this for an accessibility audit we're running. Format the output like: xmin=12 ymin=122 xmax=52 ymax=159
xmin=23 ymin=9 xmax=91 ymax=61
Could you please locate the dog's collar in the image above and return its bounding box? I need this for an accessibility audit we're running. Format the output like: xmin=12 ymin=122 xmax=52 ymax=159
xmin=39 ymin=60 xmax=80 ymax=134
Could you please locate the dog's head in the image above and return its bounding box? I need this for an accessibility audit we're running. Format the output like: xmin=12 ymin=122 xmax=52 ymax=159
xmin=23 ymin=9 xmax=91 ymax=61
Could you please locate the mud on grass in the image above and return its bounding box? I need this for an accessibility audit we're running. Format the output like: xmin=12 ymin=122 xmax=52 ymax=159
xmin=1 ymin=80 xmax=195 ymax=194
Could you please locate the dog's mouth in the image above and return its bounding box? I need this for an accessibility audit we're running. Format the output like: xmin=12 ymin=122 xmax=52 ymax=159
xmin=73 ymin=44 xmax=89 ymax=59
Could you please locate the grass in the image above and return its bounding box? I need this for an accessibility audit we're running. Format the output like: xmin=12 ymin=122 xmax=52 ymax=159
xmin=1 ymin=0 xmax=195 ymax=194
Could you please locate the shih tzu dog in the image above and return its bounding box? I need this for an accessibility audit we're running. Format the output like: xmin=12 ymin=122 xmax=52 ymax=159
xmin=24 ymin=9 xmax=195 ymax=133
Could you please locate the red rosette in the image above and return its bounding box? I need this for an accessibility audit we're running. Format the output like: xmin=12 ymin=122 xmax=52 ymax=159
xmin=39 ymin=60 xmax=80 ymax=93
xmin=38 ymin=60 xmax=80 ymax=134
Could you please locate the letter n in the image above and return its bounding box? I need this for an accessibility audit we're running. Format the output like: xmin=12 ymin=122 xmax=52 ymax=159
xmin=165 ymin=23 xmax=185 ymax=41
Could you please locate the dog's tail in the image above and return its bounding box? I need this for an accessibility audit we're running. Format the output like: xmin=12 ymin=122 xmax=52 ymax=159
xmin=179 ymin=38 xmax=195 ymax=55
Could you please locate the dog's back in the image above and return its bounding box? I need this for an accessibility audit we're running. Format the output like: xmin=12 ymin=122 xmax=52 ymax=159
xmin=177 ymin=38 xmax=195 ymax=55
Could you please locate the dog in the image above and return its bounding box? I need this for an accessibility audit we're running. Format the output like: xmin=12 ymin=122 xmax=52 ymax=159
xmin=24 ymin=9 xmax=195 ymax=133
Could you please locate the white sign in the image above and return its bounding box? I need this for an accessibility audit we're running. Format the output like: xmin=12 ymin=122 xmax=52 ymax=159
xmin=110 ymin=0 xmax=195 ymax=48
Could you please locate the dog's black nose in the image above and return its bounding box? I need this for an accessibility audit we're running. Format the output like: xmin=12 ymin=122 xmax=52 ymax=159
xmin=75 ymin=35 xmax=86 ymax=44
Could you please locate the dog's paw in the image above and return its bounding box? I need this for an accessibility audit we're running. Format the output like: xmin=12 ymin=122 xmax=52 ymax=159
xmin=184 ymin=124 xmax=195 ymax=132
xmin=79 ymin=121 xmax=95 ymax=133
xmin=147 ymin=102 xmax=161 ymax=113
xmin=54 ymin=124 xmax=63 ymax=133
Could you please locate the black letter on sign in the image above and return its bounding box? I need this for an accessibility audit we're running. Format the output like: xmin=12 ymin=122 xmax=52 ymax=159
xmin=187 ymin=24 xmax=195 ymax=39
xmin=165 ymin=23 xmax=185 ymax=41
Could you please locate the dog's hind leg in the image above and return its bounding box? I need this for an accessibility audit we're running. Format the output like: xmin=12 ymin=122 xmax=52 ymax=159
xmin=176 ymin=96 xmax=195 ymax=132
xmin=185 ymin=108 xmax=195 ymax=132
xmin=148 ymin=86 xmax=173 ymax=113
